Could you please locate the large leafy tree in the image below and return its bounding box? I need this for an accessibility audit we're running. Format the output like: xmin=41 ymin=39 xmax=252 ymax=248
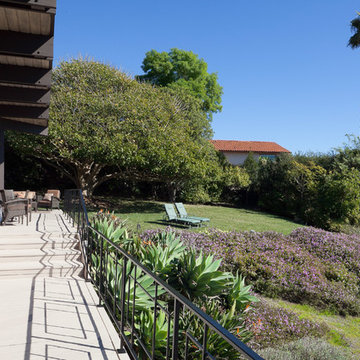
xmin=8 ymin=59 xmax=137 ymax=196
xmin=8 ymin=58 xmax=230 ymax=199
xmin=137 ymin=48 xmax=223 ymax=119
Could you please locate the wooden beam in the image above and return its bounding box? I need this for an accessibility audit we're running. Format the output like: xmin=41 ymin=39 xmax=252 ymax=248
xmin=0 ymin=1 xmax=56 ymax=15
xmin=0 ymin=31 xmax=53 ymax=58
xmin=0 ymin=84 xmax=50 ymax=104
xmin=0 ymin=0 xmax=56 ymax=9
xmin=0 ymin=104 xmax=49 ymax=119
xmin=0 ymin=64 xmax=51 ymax=86
xmin=0 ymin=117 xmax=48 ymax=134
xmin=0 ymin=116 xmax=47 ymax=126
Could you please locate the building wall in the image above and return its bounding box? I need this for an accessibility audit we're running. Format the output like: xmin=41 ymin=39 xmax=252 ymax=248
xmin=222 ymin=152 xmax=277 ymax=165
xmin=223 ymin=152 xmax=251 ymax=165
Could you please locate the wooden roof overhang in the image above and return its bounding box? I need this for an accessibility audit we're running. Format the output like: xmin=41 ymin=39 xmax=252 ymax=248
xmin=0 ymin=0 xmax=56 ymax=135
xmin=0 ymin=0 xmax=56 ymax=188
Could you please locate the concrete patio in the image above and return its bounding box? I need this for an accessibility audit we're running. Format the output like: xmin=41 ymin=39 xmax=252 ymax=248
xmin=0 ymin=210 xmax=130 ymax=360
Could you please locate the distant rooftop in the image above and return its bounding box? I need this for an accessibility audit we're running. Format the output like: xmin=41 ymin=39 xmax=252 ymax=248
xmin=210 ymin=140 xmax=291 ymax=153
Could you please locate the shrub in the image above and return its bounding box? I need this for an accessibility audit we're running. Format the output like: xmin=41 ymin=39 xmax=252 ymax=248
xmin=305 ymin=167 xmax=360 ymax=230
xmin=253 ymin=155 xmax=360 ymax=230
xmin=258 ymin=337 xmax=353 ymax=360
xmin=181 ymin=183 xmax=212 ymax=204
xmin=289 ymin=227 xmax=360 ymax=277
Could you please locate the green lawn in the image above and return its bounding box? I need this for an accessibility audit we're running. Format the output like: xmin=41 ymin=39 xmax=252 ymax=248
xmin=89 ymin=198 xmax=302 ymax=234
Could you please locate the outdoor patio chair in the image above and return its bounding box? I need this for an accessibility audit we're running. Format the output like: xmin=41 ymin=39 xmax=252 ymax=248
xmin=14 ymin=191 xmax=37 ymax=210
xmin=14 ymin=190 xmax=37 ymax=220
xmin=37 ymin=189 xmax=61 ymax=210
xmin=175 ymin=202 xmax=210 ymax=224
xmin=164 ymin=203 xmax=201 ymax=228
xmin=0 ymin=189 xmax=29 ymax=225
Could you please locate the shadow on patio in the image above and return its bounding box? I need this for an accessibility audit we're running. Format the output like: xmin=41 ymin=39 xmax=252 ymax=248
xmin=0 ymin=210 xmax=129 ymax=360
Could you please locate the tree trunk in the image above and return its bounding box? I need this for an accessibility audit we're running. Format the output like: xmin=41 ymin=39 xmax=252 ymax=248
xmin=167 ymin=182 xmax=178 ymax=202
xmin=76 ymin=163 xmax=104 ymax=198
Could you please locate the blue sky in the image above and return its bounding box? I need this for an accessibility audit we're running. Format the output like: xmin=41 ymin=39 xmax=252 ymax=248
xmin=54 ymin=1 xmax=360 ymax=154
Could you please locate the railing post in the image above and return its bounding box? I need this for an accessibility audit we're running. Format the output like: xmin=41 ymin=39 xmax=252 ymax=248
xmin=83 ymin=225 xmax=89 ymax=281
xmin=172 ymin=299 xmax=181 ymax=360
xmin=77 ymin=192 xmax=81 ymax=232
xmin=202 ymin=324 xmax=209 ymax=360
xmin=98 ymin=237 xmax=104 ymax=306
xmin=152 ymin=283 xmax=158 ymax=359
xmin=120 ymin=257 xmax=128 ymax=351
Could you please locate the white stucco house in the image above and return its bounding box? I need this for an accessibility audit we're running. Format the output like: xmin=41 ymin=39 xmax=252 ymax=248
xmin=210 ymin=140 xmax=291 ymax=166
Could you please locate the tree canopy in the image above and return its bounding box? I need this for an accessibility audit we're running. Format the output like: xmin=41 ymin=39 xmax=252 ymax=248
xmin=8 ymin=58 xmax=240 ymax=199
xmin=349 ymin=13 xmax=360 ymax=48
xmin=136 ymin=48 xmax=223 ymax=119
xmin=9 ymin=59 xmax=134 ymax=195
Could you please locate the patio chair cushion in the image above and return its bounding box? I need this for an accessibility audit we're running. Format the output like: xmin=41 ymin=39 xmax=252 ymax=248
xmin=14 ymin=191 xmax=26 ymax=199
xmin=43 ymin=193 xmax=53 ymax=201
xmin=47 ymin=190 xmax=60 ymax=198
xmin=26 ymin=191 xmax=36 ymax=200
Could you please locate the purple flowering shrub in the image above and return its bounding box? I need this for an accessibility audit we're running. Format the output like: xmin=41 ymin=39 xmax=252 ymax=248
xmin=246 ymin=298 xmax=327 ymax=349
xmin=141 ymin=227 xmax=360 ymax=315
xmin=289 ymin=227 xmax=360 ymax=276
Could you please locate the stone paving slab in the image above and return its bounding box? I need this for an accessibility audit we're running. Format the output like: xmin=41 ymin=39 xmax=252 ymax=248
xmin=0 ymin=211 xmax=130 ymax=360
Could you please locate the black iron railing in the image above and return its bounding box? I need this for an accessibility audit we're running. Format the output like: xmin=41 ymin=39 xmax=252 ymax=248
xmin=63 ymin=189 xmax=263 ymax=360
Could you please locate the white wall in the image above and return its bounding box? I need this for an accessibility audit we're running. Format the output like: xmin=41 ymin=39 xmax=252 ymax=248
xmin=222 ymin=152 xmax=277 ymax=165
xmin=222 ymin=152 xmax=256 ymax=165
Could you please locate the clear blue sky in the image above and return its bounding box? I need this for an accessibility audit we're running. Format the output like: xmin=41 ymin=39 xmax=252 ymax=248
xmin=54 ymin=1 xmax=360 ymax=154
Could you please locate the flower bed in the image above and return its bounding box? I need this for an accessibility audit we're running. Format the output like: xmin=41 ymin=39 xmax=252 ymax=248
xmin=246 ymin=298 xmax=327 ymax=349
xmin=141 ymin=227 xmax=360 ymax=315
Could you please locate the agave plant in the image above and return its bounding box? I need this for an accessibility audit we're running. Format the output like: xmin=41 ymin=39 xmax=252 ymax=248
xmin=91 ymin=212 xmax=131 ymax=250
xmin=178 ymin=250 xmax=233 ymax=300
xmin=180 ymin=300 xmax=252 ymax=360
xmin=140 ymin=231 xmax=186 ymax=280
xmin=90 ymin=254 xmax=165 ymax=312
xmin=135 ymin=309 xmax=172 ymax=359
xmin=227 ymin=272 xmax=259 ymax=312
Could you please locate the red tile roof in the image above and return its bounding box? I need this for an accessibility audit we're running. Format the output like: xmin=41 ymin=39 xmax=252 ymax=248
xmin=210 ymin=140 xmax=291 ymax=153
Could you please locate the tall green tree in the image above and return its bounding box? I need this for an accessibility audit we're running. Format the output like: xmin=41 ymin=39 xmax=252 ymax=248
xmin=8 ymin=59 xmax=137 ymax=195
xmin=349 ymin=13 xmax=360 ymax=48
xmin=137 ymin=48 xmax=223 ymax=119
xmin=8 ymin=58 xmax=228 ymax=200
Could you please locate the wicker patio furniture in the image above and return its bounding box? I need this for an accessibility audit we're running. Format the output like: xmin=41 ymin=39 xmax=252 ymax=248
xmin=37 ymin=189 xmax=61 ymax=210
xmin=0 ymin=189 xmax=29 ymax=225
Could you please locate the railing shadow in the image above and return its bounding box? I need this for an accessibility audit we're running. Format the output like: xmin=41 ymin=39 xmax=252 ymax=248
xmin=23 ymin=212 xmax=118 ymax=360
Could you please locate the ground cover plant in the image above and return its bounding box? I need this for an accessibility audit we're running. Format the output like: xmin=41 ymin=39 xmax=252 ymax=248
xmin=257 ymin=337 xmax=353 ymax=360
xmin=269 ymin=298 xmax=360 ymax=357
xmin=141 ymin=227 xmax=360 ymax=316
xmin=245 ymin=298 xmax=327 ymax=350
